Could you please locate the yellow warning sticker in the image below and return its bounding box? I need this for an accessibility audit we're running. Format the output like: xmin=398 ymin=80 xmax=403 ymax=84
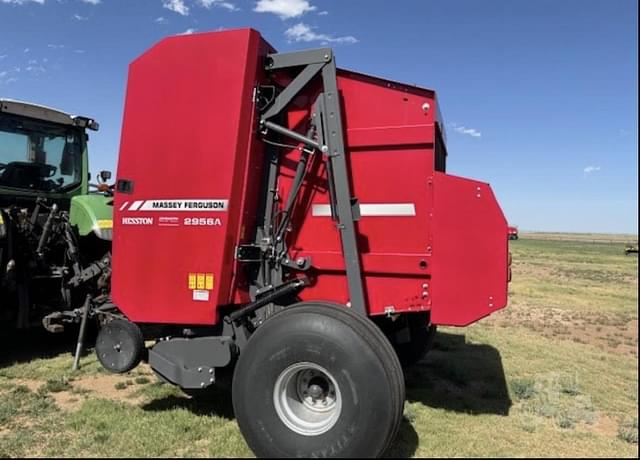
xmin=196 ymin=273 xmax=206 ymax=290
xmin=205 ymin=274 xmax=214 ymax=290
xmin=96 ymin=219 xmax=113 ymax=229
xmin=188 ymin=273 xmax=196 ymax=289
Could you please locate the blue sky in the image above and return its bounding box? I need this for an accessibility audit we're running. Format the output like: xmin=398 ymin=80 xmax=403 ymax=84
xmin=1 ymin=0 xmax=637 ymax=234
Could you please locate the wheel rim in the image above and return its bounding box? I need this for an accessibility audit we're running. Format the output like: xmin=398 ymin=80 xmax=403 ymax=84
xmin=273 ymin=362 xmax=342 ymax=436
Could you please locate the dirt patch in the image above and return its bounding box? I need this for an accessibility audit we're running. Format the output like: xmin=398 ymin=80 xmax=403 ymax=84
xmin=2 ymin=365 xmax=157 ymax=413
xmin=488 ymin=307 xmax=638 ymax=356
xmin=72 ymin=373 xmax=146 ymax=405
xmin=48 ymin=391 xmax=88 ymax=412
xmin=10 ymin=378 xmax=44 ymax=393
xmin=583 ymin=414 xmax=620 ymax=438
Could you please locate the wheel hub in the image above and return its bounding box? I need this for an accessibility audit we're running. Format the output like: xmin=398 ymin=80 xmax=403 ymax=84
xmin=274 ymin=362 xmax=342 ymax=436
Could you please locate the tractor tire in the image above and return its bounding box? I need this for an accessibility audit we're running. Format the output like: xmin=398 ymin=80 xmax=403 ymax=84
xmin=393 ymin=313 xmax=437 ymax=368
xmin=232 ymin=302 xmax=405 ymax=458
xmin=95 ymin=319 xmax=145 ymax=374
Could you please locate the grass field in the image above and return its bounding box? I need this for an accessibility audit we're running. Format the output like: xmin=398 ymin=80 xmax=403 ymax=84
xmin=1 ymin=235 xmax=638 ymax=457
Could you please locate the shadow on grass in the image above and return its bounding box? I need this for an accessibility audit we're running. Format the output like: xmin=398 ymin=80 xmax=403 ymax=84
xmin=141 ymin=387 xmax=236 ymax=420
xmin=405 ymin=331 xmax=512 ymax=416
xmin=385 ymin=416 xmax=419 ymax=458
xmin=0 ymin=327 xmax=88 ymax=369
xmin=385 ymin=331 xmax=511 ymax=457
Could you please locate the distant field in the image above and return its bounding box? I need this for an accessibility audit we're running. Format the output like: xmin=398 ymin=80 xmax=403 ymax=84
xmin=0 ymin=236 xmax=638 ymax=457
xmin=522 ymin=232 xmax=638 ymax=244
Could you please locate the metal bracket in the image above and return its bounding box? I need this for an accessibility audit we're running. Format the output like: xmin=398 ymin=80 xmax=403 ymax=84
xmin=265 ymin=48 xmax=333 ymax=70
xmin=256 ymin=48 xmax=367 ymax=316
xmin=235 ymin=244 xmax=262 ymax=263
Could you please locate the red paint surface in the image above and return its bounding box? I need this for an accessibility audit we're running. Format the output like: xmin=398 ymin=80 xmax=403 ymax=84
xmin=112 ymin=28 xmax=508 ymax=326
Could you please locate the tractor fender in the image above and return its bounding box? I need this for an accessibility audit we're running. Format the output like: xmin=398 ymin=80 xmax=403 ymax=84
xmin=69 ymin=194 xmax=114 ymax=240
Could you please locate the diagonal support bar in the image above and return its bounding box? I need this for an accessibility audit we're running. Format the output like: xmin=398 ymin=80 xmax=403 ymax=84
xmin=261 ymin=62 xmax=324 ymax=121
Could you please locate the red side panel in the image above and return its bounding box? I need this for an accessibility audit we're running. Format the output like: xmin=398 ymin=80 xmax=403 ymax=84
xmin=430 ymin=173 xmax=508 ymax=326
xmin=287 ymin=71 xmax=438 ymax=315
xmin=112 ymin=29 xmax=267 ymax=325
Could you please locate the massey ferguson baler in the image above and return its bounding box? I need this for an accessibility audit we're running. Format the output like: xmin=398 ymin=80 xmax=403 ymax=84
xmin=100 ymin=28 xmax=509 ymax=458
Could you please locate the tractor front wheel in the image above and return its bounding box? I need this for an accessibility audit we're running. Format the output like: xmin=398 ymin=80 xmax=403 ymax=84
xmin=232 ymin=302 xmax=405 ymax=458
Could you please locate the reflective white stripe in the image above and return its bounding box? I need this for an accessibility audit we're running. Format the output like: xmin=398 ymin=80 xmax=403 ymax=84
xmin=311 ymin=204 xmax=333 ymax=217
xmin=312 ymin=203 xmax=416 ymax=217
xmin=128 ymin=200 xmax=144 ymax=211
xmin=119 ymin=201 xmax=129 ymax=211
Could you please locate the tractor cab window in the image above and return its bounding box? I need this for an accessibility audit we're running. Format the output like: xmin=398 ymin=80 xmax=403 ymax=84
xmin=0 ymin=117 xmax=83 ymax=192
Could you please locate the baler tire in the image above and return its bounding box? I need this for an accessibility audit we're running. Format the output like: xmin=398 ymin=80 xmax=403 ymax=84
xmin=232 ymin=302 xmax=405 ymax=458
xmin=95 ymin=319 xmax=145 ymax=374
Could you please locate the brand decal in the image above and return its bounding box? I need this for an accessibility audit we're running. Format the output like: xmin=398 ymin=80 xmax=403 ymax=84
xmin=125 ymin=199 xmax=228 ymax=212
xmin=122 ymin=217 xmax=154 ymax=225
xmin=158 ymin=216 xmax=180 ymax=227
xmin=184 ymin=217 xmax=223 ymax=226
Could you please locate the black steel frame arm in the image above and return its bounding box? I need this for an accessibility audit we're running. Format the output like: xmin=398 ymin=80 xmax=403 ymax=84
xmin=257 ymin=48 xmax=367 ymax=316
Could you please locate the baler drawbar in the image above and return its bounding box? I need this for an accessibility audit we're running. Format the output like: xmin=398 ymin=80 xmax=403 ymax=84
xmin=93 ymin=28 xmax=510 ymax=458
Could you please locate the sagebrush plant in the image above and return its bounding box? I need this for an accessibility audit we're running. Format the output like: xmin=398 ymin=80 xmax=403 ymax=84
xmin=617 ymin=418 xmax=638 ymax=444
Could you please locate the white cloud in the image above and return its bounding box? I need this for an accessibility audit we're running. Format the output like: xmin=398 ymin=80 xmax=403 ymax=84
xmin=47 ymin=44 xmax=65 ymax=49
xmin=25 ymin=62 xmax=46 ymax=74
xmin=198 ymin=0 xmax=238 ymax=11
xmin=155 ymin=16 xmax=168 ymax=24
xmin=178 ymin=28 xmax=196 ymax=35
xmin=23 ymin=48 xmax=30 ymax=53
xmin=163 ymin=0 xmax=189 ymax=16
xmin=73 ymin=13 xmax=88 ymax=20
xmin=80 ymin=0 xmax=101 ymax=4
xmin=284 ymin=23 xmax=358 ymax=44
xmin=1 ymin=1 xmax=45 ymax=5
xmin=583 ymin=166 xmax=601 ymax=176
xmin=317 ymin=10 xmax=328 ymax=16
xmin=74 ymin=49 xmax=86 ymax=53
xmin=451 ymin=123 xmax=482 ymax=138
xmin=0 ymin=54 xmax=7 ymax=60
xmin=254 ymin=0 xmax=315 ymax=19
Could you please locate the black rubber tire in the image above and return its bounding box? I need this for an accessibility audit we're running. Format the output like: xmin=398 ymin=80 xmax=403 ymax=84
xmin=393 ymin=313 xmax=437 ymax=368
xmin=95 ymin=319 xmax=145 ymax=374
xmin=232 ymin=302 xmax=405 ymax=458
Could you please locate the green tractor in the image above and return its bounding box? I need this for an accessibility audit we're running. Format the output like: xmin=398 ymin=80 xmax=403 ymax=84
xmin=0 ymin=98 xmax=112 ymax=335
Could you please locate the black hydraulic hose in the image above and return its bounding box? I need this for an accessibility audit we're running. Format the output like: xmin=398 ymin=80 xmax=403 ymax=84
xmin=225 ymin=277 xmax=309 ymax=324
xmin=275 ymin=148 xmax=311 ymax=240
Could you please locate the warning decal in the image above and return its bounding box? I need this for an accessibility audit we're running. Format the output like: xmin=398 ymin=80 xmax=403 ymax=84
xmin=187 ymin=272 xmax=215 ymax=302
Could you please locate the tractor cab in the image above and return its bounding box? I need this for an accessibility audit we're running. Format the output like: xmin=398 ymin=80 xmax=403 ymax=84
xmin=0 ymin=99 xmax=98 ymax=203
xmin=0 ymin=98 xmax=112 ymax=332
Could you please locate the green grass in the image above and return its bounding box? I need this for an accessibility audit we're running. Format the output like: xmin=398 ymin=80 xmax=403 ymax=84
xmin=0 ymin=235 xmax=638 ymax=457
